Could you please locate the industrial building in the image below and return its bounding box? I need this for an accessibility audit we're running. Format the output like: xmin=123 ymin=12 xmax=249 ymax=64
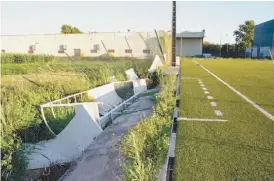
xmin=1 ymin=30 xmax=205 ymax=58
xmin=246 ymin=19 xmax=274 ymax=58
xmin=176 ymin=30 xmax=205 ymax=57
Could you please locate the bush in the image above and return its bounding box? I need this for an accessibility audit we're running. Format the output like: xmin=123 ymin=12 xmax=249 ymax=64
xmin=121 ymin=75 xmax=177 ymax=181
xmin=1 ymin=53 xmax=54 ymax=64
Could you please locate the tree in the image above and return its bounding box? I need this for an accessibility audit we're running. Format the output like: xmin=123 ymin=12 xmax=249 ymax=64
xmin=61 ymin=24 xmax=83 ymax=34
xmin=233 ymin=20 xmax=255 ymax=49
xmin=203 ymin=41 xmax=245 ymax=58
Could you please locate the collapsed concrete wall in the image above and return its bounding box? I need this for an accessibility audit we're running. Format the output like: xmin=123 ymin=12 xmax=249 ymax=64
xmin=25 ymin=77 xmax=147 ymax=170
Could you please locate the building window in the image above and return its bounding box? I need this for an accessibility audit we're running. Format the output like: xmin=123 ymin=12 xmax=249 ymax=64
xmin=74 ymin=49 xmax=81 ymax=57
xmin=94 ymin=44 xmax=100 ymax=50
xmin=58 ymin=45 xmax=67 ymax=53
xmin=2 ymin=49 xmax=5 ymax=53
xmin=108 ymin=49 xmax=115 ymax=53
xmin=125 ymin=49 xmax=132 ymax=53
xmin=29 ymin=45 xmax=36 ymax=51
xmin=60 ymin=45 xmax=67 ymax=50
xmin=90 ymin=49 xmax=97 ymax=53
xmin=143 ymin=49 xmax=150 ymax=54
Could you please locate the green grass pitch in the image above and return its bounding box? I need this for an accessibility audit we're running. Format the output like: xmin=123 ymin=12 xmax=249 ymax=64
xmin=175 ymin=58 xmax=274 ymax=181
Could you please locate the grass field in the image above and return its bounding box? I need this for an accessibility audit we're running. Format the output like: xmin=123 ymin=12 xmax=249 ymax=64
xmin=175 ymin=58 xmax=274 ymax=181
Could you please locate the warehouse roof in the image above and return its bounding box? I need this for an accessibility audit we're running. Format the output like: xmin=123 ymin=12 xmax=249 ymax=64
xmin=174 ymin=30 xmax=205 ymax=38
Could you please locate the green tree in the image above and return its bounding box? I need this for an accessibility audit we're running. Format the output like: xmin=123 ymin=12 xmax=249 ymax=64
xmin=61 ymin=24 xmax=83 ymax=34
xmin=233 ymin=20 xmax=255 ymax=49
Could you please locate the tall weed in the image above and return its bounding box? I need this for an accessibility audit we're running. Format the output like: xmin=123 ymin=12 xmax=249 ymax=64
xmin=121 ymin=74 xmax=176 ymax=181
xmin=1 ymin=55 xmax=152 ymax=180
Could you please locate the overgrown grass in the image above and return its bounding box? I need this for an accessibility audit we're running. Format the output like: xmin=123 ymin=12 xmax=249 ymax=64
xmin=120 ymin=74 xmax=176 ymax=181
xmin=175 ymin=58 xmax=274 ymax=180
xmin=1 ymin=55 xmax=153 ymax=181
xmin=1 ymin=53 xmax=55 ymax=63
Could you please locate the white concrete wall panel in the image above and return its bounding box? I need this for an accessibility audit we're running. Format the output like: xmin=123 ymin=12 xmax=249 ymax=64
xmin=176 ymin=38 xmax=203 ymax=57
xmin=26 ymin=103 xmax=103 ymax=169
xmin=87 ymin=83 xmax=123 ymax=115
xmin=1 ymin=32 xmax=158 ymax=58
xmin=1 ymin=32 xmax=202 ymax=58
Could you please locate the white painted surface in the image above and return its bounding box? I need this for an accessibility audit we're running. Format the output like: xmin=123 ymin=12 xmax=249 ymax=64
xmin=26 ymin=103 xmax=103 ymax=169
xmin=87 ymin=83 xmax=123 ymax=115
xmin=176 ymin=38 xmax=203 ymax=57
xmin=176 ymin=56 xmax=180 ymax=65
xmin=181 ymin=77 xmax=201 ymax=80
xmin=178 ymin=117 xmax=227 ymax=122
xmin=207 ymin=96 xmax=213 ymax=100
xmin=176 ymin=31 xmax=205 ymax=38
xmin=202 ymin=87 xmax=207 ymax=90
xmin=133 ymin=79 xmax=147 ymax=94
xmin=215 ymin=110 xmax=223 ymax=117
xmin=168 ymin=133 xmax=176 ymax=157
xmin=200 ymin=84 xmax=205 ymax=87
xmin=210 ymin=102 xmax=217 ymax=107
xmin=125 ymin=68 xmax=139 ymax=80
xmin=148 ymin=54 xmax=163 ymax=72
xmin=194 ymin=59 xmax=274 ymax=121
xmin=204 ymin=91 xmax=209 ymax=94
xmin=1 ymin=32 xmax=159 ymax=58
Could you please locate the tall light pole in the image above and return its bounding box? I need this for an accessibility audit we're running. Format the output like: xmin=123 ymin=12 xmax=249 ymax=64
xmin=219 ymin=32 xmax=222 ymax=57
xmin=171 ymin=1 xmax=176 ymax=66
xmin=226 ymin=34 xmax=229 ymax=57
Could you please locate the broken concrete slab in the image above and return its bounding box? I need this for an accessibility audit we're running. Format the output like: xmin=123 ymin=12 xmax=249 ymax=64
xmin=59 ymin=96 xmax=155 ymax=181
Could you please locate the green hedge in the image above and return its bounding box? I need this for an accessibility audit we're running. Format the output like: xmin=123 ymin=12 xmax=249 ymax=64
xmin=121 ymin=74 xmax=176 ymax=181
xmin=1 ymin=53 xmax=54 ymax=64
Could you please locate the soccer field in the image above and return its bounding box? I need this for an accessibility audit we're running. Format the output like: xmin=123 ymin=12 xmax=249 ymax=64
xmin=175 ymin=59 xmax=274 ymax=181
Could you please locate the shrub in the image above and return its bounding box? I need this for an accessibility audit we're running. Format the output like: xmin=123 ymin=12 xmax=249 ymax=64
xmin=121 ymin=74 xmax=176 ymax=181
xmin=1 ymin=53 xmax=54 ymax=64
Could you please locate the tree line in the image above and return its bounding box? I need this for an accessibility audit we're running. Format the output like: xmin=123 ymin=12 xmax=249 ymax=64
xmin=204 ymin=20 xmax=255 ymax=58
xmin=61 ymin=24 xmax=83 ymax=34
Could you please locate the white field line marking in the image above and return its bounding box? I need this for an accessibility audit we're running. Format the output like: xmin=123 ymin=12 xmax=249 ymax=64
xmin=207 ymin=96 xmax=213 ymax=100
xmin=210 ymin=102 xmax=217 ymax=107
xmin=200 ymin=84 xmax=205 ymax=87
xmin=178 ymin=117 xmax=227 ymax=122
xmin=215 ymin=110 xmax=223 ymax=116
xmin=202 ymin=87 xmax=207 ymax=90
xmin=193 ymin=60 xmax=274 ymax=121
xmin=204 ymin=91 xmax=209 ymax=94
xmin=181 ymin=77 xmax=201 ymax=81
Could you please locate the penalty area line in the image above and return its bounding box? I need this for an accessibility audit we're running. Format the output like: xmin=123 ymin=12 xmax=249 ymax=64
xmin=178 ymin=117 xmax=227 ymax=122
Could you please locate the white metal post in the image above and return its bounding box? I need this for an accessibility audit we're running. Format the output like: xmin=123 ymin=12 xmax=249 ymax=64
xmin=181 ymin=37 xmax=183 ymax=57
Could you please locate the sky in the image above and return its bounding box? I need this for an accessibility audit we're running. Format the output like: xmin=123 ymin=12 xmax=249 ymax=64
xmin=1 ymin=1 xmax=274 ymax=44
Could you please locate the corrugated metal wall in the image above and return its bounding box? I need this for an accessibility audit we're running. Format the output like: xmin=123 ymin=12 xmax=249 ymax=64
xmin=253 ymin=19 xmax=274 ymax=47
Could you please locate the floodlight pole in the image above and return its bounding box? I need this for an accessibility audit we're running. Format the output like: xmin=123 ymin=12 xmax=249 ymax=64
xmin=171 ymin=1 xmax=176 ymax=66
xmin=219 ymin=32 xmax=222 ymax=57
